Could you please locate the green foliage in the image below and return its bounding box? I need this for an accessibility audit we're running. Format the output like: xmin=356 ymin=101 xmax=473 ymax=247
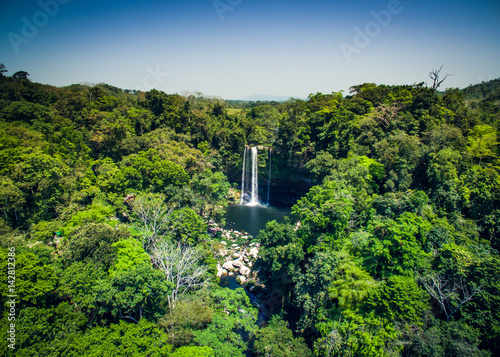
xmin=94 ymin=262 xmax=173 ymax=321
xmin=194 ymin=288 xmax=258 ymax=357
xmin=171 ymin=346 xmax=215 ymax=357
xmin=362 ymin=213 xmax=431 ymax=278
xmin=257 ymin=220 xmax=305 ymax=287
xmin=329 ymin=258 xmax=377 ymax=312
xmin=63 ymin=200 xmax=115 ymax=235
xmin=68 ymin=319 xmax=173 ymax=357
xmin=57 ymin=261 xmax=105 ymax=315
xmin=0 ymin=302 xmax=87 ymax=357
xmin=168 ymin=207 xmax=208 ymax=245
xmin=254 ymin=315 xmax=312 ymax=356
xmin=0 ymin=248 xmax=56 ymax=307
xmin=159 ymin=295 xmax=213 ymax=347
xmin=315 ymin=309 xmax=401 ymax=357
xmin=292 ymin=180 xmax=355 ymax=251
xmin=293 ymin=252 xmax=340 ymax=337
xmin=1 ymin=73 xmax=499 ymax=356
xmin=194 ymin=314 xmax=247 ymax=357
xmin=109 ymin=238 xmax=150 ymax=276
xmin=405 ymin=319 xmax=491 ymax=357
xmin=62 ymin=223 xmax=130 ymax=270
xmin=368 ymin=275 xmax=428 ymax=324
xmin=191 ymin=169 xmax=231 ymax=223
xmin=467 ymin=125 xmax=498 ymax=163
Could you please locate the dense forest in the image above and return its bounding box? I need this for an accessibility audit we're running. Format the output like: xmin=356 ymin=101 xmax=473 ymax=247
xmin=0 ymin=63 xmax=499 ymax=356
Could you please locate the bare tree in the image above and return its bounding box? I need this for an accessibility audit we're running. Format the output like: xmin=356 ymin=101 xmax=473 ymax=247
xmin=420 ymin=273 xmax=481 ymax=322
xmin=151 ymin=241 xmax=209 ymax=310
xmin=131 ymin=193 xmax=176 ymax=251
xmin=429 ymin=65 xmax=453 ymax=90
xmin=375 ymin=102 xmax=404 ymax=127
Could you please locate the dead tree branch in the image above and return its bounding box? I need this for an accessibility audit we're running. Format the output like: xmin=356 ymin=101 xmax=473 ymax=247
xmin=429 ymin=65 xmax=453 ymax=90
xmin=420 ymin=274 xmax=481 ymax=322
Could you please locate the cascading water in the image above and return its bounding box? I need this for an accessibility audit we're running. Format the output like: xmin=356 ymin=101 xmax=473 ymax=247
xmin=240 ymin=147 xmax=247 ymax=205
xmin=267 ymin=148 xmax=272 ymax=205
xmin=249 ymin=147 xmax=259 ymax=205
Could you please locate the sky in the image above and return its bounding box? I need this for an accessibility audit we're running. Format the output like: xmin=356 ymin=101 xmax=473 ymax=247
xmin=1 ymin=0 xmax=499 ymax=99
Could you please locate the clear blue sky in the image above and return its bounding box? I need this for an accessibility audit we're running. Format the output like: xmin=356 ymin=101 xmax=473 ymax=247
xmin=1 ymin=0 xmax=499 ymax=99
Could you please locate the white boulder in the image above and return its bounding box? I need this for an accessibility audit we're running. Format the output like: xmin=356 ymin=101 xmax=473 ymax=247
xmin=232 ymin=260 xmax=243 ymax=268
xmin=249 ymin=247 xmax=259 ymax=259
xmin=240 ymin=265 xmax=251 ymax=276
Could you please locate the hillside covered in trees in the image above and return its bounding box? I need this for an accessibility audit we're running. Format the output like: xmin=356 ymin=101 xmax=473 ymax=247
xmin=0 ymin=65 xmax=499 ymax=356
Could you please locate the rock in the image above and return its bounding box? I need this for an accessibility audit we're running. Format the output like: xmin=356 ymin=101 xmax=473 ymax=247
xmin=222 ymin=261 xmax=234 ymax=270
xmin=217 ymin=265 xmax=227 ymax=278
xmin=221 ymin=241 xmax=227 ymax=245
xmin=236 ymin=275 xmax=246 ymax=284
xmin=248 ymin=262 xmax=253 ymax=268
xmin=240 ymin=265 xmax=251 ymax=276
xmin=233 ymin=253 xmax=241 ymax=258
xmin=228 ymin=271 xmax=234 ymax=276
xmin=232 ymin=260 xmax=243 ymax=268
xmin=231 ymin=243 xmax=238 ymax=248
xmin=249 ymin=247 xmax=259 ymax=259
xmin=243 ymin=258 xmax=250 ymax=263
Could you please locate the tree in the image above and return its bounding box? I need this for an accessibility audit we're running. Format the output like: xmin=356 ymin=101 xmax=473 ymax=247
xmin=67 ymin=319 xmax=173 ymax=356
xmin=0 ymin=63 xmax=7 ymax=77
xmin=57 ymin=261 xmax=105 ymax=317
xmin=254 ymin=315 xmax=312 ymax=357
xmin=294 ymin=251 xmax=340 ymax=338
xmin=0 ymin=248 xmax=56 ymax=307
xmin=168 ymin=207 xmax=208 ymax=245
xmin=61 ymin=223 xmax=130 ymax=270
xmin=171 ymin=346 xmax=215 ymax=357
xmin=466 ymin=125 xmax=498 ymax=163
xmin=420 ymin=272 xmax=481 ymax=323
xmin=257 ymin=220 xmax=305 ymax=306
xmin=159 ymin=295 xmax=213 ymax=347
xmin=12 ymin=71 xmax=29 ymax=81
xmin=130 ymin=192 xmax=175 ymax=251
xmin=292 ymin=180 xmax=355 ymax=251
xmin=369 ymin=275 xmax=428 ymax=324
xmin=94 ymin=262 xmax=173 ymax=322
xmin=194 ymin=288 xmax=258 ymax=357
xmin=191 ymin=169 xmax=231 ymax=223
xmin=151 ymin=241 xmax=209 ymax=309
xmin=0 ymin=302 xmax=87 ymax=356
xmin=429 ymin=65 xmax=452 ymax=90
xmin=374 ymin=102 xmax=404 ymax=127
xmin=108 ymin=238 xmax=151 ymax=276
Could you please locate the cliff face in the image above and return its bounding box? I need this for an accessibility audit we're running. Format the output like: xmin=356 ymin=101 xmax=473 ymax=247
xmin=227 ymin=147 xmax=312 ymax=207
xmin=266 ymin=177 xmax=311 ymax=207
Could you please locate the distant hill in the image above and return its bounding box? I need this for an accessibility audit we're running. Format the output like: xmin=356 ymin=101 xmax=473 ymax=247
xmin=461 ymin=78 xmax=500 ymax=100
xmin=242 ymin=94 xmax=305 ymax=102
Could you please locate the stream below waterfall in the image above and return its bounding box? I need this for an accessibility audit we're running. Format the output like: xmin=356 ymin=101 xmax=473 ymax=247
xmin=219 ymin=203 xmax=291 ymax=355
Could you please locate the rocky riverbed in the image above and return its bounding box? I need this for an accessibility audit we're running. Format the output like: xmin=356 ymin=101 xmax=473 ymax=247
xmin=213 ymin=227 xmax=260 ymax=285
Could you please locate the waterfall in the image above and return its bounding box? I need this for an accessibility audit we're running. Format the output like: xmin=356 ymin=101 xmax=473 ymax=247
xmin=250 ymin=147 xmax=259 ymax=205
xmin=267 ymin=148 xmax=272 ymax=205
xmin=240 ymin=147 xmax=247 ymax=205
